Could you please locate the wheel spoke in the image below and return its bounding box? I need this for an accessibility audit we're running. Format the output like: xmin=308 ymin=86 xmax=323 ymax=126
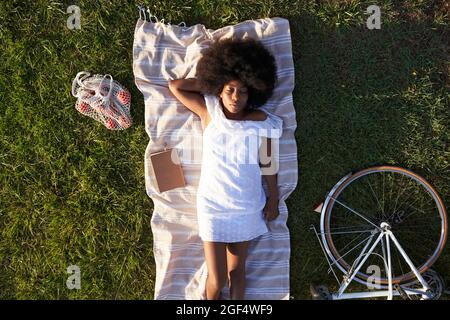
xmin=342 ymin=179 xmax=379 ymax=220
xmin=333 ymin=233 xmax=375 ymax=267
xmin=391 ymin=184 xmax=425 ymax=219
xmin=324 ymin=167 xmax=446 ymax=283
xmin=329 ymin=225 xmax=375 ymax=230
xmin=391 ymin=173 xmax=407 ymax=216
xmin=398 ymin=202 xmax=437 ymax=224
xmin=337 ymin=230 xmax=368 ymax=253
xmin=382 ymin=172 xmax=386 ymax=219
xmin=325 ymin=229 xmax=374 ymax=235
xmin=364 ymin=173 xmax=385 ymax=219
xmin=393 ymin=239 xmax=405 ymax=279
xmin=330 ymin=196 xmax=381 ymax=230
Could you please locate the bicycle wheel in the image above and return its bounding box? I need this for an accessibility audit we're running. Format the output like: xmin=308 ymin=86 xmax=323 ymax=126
xmin=321 ymin=166 xmax=447 ymax=285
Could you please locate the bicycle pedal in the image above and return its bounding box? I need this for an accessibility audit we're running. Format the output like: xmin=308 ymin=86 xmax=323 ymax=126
xmin=394 ymin=284 xmax=410 ymax=300
xmin=310 ymin=283 xmax=332 ymax=300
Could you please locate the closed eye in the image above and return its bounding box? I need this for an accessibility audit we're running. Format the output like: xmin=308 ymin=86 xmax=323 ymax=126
xmin=227 ymin=89 xmax=248 ymax=94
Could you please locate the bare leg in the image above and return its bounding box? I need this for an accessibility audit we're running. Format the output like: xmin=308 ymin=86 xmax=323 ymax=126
xmin=227 ymin=241 xmax=250 ymax=300
xmin=203 ymin=241 xmax=228 ymax=300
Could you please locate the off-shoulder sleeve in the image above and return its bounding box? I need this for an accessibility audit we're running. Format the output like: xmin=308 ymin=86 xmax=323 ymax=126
xmin=203 ymin=94 xmax=284 ymax=138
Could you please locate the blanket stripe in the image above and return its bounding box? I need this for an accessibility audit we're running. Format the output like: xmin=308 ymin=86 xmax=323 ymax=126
xmin=133 ymin=15 xmax=298 ymax=300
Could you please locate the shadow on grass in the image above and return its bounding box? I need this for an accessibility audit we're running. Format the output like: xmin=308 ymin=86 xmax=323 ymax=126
xmin=284 ymin=11 xmax=449 ymax=299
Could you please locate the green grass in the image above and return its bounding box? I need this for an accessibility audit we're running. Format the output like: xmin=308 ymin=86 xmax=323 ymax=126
xmin=0 ymin=0 xmax=448 ymax=299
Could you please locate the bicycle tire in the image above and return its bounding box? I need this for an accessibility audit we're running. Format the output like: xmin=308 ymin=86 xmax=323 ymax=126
xmin=321 ymin=166 xmax=447 ymax=285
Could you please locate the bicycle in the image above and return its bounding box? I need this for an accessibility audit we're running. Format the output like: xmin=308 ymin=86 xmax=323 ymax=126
xmin=310 ymin=165 xmax=447 ymax=300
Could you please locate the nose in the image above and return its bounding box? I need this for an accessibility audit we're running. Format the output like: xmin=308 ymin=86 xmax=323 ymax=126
xmin=232 ymin=92 xmax=240 ymax=103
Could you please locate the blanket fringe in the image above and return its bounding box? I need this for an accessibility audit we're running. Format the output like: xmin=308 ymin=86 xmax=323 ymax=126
xmin=136 ymin=4 xmax=188 ymax=29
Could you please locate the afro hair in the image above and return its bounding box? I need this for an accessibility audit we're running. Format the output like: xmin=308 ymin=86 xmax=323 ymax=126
xmin=196 ymin=37 xmax=277 ymax=109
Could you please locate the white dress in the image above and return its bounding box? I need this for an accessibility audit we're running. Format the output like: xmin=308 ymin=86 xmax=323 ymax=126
xmin=196 ymin=94 xmax=283 ymax=243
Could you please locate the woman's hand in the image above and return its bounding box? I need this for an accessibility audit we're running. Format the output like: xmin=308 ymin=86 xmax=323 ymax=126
xmin=263 ymin=197 xmax=279 ymax=221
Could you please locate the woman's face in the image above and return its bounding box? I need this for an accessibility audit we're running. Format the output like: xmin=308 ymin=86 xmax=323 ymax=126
xmin=219 ymin=79 xmax=249 ymax=115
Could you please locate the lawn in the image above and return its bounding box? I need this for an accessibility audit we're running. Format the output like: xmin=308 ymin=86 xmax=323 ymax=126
xmin=0 ymin=0 xmax=448 ymax=299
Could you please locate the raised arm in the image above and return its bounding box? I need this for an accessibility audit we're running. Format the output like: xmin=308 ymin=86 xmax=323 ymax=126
xmin=168 ymin=78 xmax=207 ymax=119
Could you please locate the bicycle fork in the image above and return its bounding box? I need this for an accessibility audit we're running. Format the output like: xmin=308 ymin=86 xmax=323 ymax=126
xmin=334 ymin=224 xmax=432 ymax=300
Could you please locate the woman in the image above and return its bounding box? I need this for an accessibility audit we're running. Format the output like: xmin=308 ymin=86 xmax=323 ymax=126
xmin=168 ymin=37 xmax=282 ymax=300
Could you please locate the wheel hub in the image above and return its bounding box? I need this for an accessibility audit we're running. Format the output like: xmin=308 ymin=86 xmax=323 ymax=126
xmin=380 ymin=222 xmax=391 ymax=231
xmin=386 ymin=210 xmax=406 ymax=226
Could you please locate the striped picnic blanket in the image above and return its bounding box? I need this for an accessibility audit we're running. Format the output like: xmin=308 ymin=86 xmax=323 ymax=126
xmin=132 ymin=13 xmax=298 ymax=300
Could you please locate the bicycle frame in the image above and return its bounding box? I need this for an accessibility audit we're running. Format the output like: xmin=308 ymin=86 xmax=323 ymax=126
xmin=313 ymin=168 xmax=441 ymax=300
xmin=312 ymin=224 xmax=434 ymax=300
xmin=335 ymin=226 xmax=432 ymax=300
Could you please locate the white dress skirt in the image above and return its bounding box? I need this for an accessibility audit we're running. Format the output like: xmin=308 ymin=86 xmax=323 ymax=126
xmin=196 ymin=94 xmax=283 ymax=243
